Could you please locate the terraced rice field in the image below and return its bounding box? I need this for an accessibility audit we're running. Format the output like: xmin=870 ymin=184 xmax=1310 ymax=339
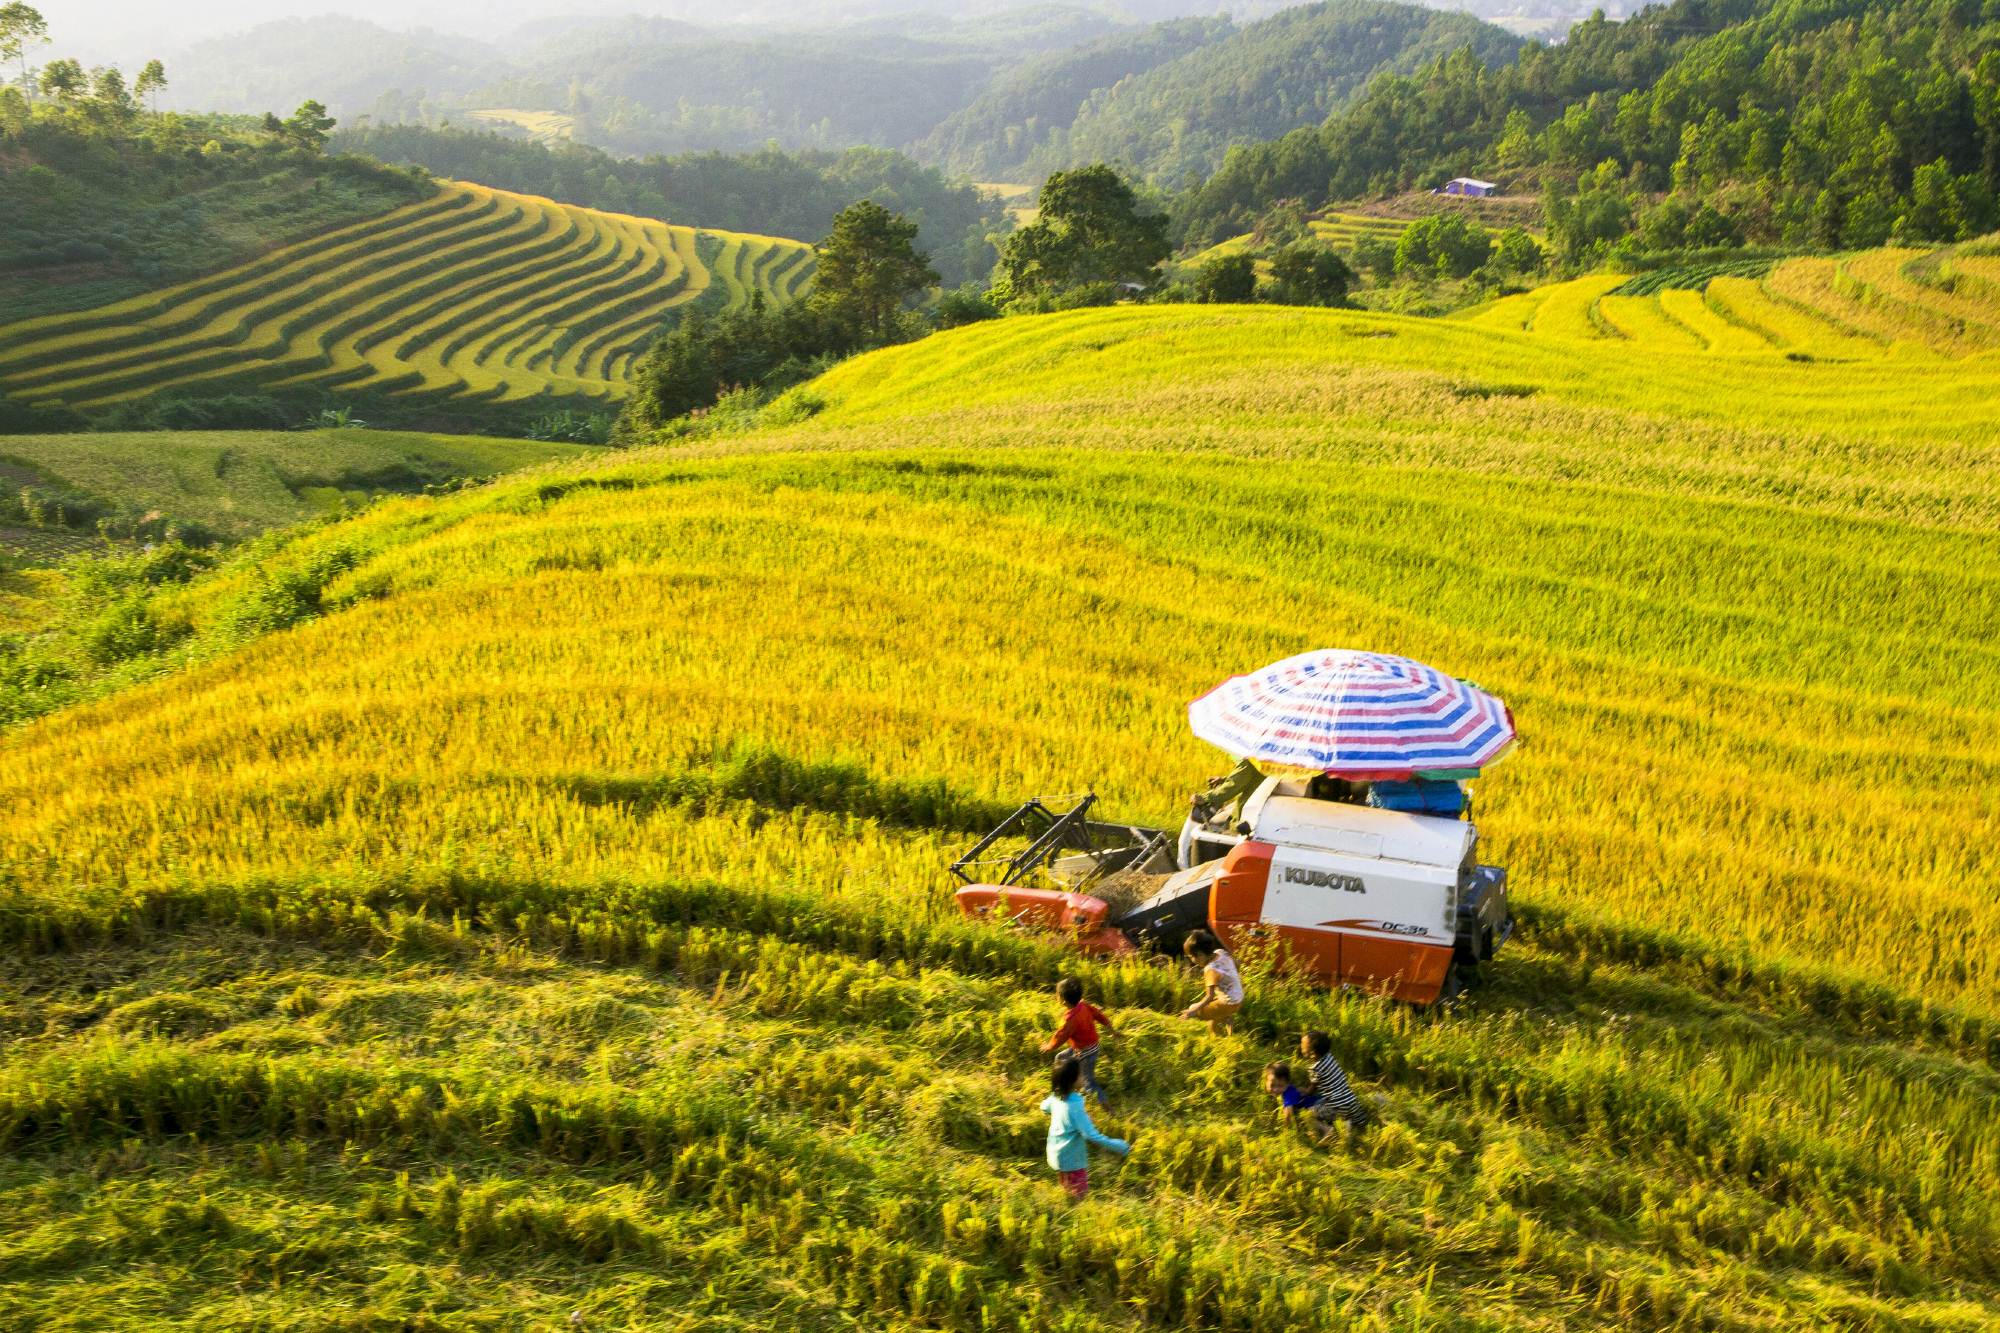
xmin=1464 ymin=239 xmax=2000 ymax=359
xmin=3 ymin=283 xmax=1998 ymax=1327
xmin=1187 ymin=212 xmax=1404 ymax=269
xmin=0 ymin=182 xmax=815 ymax=411
xmin=1307 ymin=210 xmax=1404 ymax=248
xmin=463 ymin=109 xmax=578 ymax=144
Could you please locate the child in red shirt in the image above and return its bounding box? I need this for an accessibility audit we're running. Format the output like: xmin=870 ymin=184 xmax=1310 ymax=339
xmin=1042 ymin=977 xmax=1115 ymax=1106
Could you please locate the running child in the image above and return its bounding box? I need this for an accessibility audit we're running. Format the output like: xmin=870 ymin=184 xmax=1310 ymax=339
xmin=1041 ymin=1053 xmax=1129 ymax=1200
xmin=1042 ymin=977 xmax=1115 ymax=1105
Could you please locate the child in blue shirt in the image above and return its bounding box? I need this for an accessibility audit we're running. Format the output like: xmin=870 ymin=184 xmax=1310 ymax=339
xmin=1263 ymin=1061 xmax=1320 ymax=1131
xmin=1041 ymin=1053 xmax=1128 ymax=1199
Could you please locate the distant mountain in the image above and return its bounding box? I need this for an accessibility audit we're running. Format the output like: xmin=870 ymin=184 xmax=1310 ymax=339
xmin=160 ymin=17 xmax=507 ymax=116
xmin=1026 ymin=0 xmax=1523 ymax=187
xmin=159 ymin=9 xmax=1129 ymax=159
xmin=916 ymin=16 xmax=1232 ymax=180
xmin=506 ymin=11 xmax=1127 ymax=157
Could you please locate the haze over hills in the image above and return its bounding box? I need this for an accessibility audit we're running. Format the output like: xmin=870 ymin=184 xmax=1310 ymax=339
xmin=47 ymin=0 xmax=1615 ymax=66
xmin=146 ymin=1 xmax=1525 ymax=173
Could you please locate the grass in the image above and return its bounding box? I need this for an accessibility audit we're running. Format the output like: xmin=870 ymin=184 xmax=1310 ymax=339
xmin=1 ymin=254 xmax=1998 ymax=1327
xmin=0 ymin=429 xmax=589 ymax=542
xmin=0 ymin=183 xmax=815 ymax=414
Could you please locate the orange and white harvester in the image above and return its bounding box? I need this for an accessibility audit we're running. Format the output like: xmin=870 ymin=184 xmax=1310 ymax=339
xmin=951 ymin=776 xmax=1512 ymax=1006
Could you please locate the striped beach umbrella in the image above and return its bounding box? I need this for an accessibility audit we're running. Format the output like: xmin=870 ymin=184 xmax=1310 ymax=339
xmin=1188 ymin=649 xmax=1516 ymax=780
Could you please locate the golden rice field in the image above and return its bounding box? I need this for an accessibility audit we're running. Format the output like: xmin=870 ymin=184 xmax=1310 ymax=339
xmin=1308 ymin=210 xmax=1404 ymax=248
xmin=1192 ymin=213 xmax=1405 ymax=267
xmin=0 ymin=181 xmax=815 ymax=411
xmin=462 ymin=108 xmax=579 ymax=144
xmin=3 ymin=267 xmax=1999 ymax=1328
xmin=1462 ymin=238 xmax=2000 ymax=359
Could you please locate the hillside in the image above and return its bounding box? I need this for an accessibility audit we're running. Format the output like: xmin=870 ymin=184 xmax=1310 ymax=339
xmin=327 ymin=127 xmax=1005 ymax=288
xmin=913 ymin=16 xmax=1231 ymax=181
xmin=1460 ymin=238 xmax=2000 ymax=359
xmin=1177 ymin=0 xmax=2000 ymax=253
xmin=157 ymin=16 xmax=507 ymax=119
xmin=0 ymin=182 xmax=815 ymax=421
xmin=1029 ymin=0 xmax=1521 ymax=186
xmin=0 ymin=119 xmax=430 ymax=323
xmin=165 ymin=10 xmax=1126 ymax=159
xmin=913 ymin=1 xmax=1520 ymax=188
xmin=0 ymin=428 xmax=588 ymax=557
xmin=1 ymin=243 xmax=1996 ymax=1327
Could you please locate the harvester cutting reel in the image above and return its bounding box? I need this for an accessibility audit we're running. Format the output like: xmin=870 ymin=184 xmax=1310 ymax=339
xmin=948 ymin=793 xmax=1173 ymax=893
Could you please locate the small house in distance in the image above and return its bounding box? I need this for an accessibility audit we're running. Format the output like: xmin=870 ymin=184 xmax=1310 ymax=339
xmin=1437 ymin=178 xmax=1499 ymax=197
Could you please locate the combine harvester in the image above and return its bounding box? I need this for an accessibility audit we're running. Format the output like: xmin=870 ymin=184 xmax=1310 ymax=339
xmin=953 ymin=650 xmax=1516 ymax=1004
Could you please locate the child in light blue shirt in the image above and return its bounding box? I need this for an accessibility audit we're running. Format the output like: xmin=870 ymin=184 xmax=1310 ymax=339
xmin=1040 ymin=1053 xmax=1128 ymax=1199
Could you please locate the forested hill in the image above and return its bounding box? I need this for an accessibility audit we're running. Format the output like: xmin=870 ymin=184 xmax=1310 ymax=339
xmin=330 ymin=126 xmax=1006 ymax=289
xmin=1027 ymin=0 xmax=1522 ymax=187
xmin=1176 ymin=0 xmax=2000 ymax=254
xmin=914 ymin=17 xmax=1232 ymax=182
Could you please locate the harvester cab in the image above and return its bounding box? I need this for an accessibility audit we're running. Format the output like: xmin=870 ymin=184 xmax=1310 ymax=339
xmin=1122 ymin=771 xmax=1512 ymax=1003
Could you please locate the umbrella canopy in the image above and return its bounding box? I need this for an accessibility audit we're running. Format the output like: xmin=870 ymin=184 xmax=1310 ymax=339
xmin=1188 ymin=649 xmax=1516 ymax=781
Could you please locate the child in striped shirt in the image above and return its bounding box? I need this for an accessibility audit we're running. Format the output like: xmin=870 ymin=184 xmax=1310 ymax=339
xmin=1299 ymin=1029 xmax=1373 ymax=1140
xmin=1043 ymin=977 xmax=1114 ymax=1106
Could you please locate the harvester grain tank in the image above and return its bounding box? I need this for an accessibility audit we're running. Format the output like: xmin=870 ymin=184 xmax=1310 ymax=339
xmin=951 ymin=650 xmax=1517 ymax=1005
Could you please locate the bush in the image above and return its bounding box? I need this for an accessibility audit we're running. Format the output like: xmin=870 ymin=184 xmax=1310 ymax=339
xmin=935 ymin=287 xmax=1000 ymax=329
xmin=1492 ymin=227 xmax=1543 ymax=275
xmin=1194 ymin=253 xmax=1258 ymax=304
xmin=221 ymin=547 xmax=361 ymax=637
xmin=526 ymin=410 xmax=612 ymax=444
xmin=78 ymin=596 xmax=189 ymax=667
xmin=1394 ymin=214 xmax=1491 ymax=280
xmin=0 ymin=394 xmax=88 ymax=435
xmin=616 ymin=302 xmax=863 ymax=440
xmin=1265 ymin=243 xmax=1352 ymax=306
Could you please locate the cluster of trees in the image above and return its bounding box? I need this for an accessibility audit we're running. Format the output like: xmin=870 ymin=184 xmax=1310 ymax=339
xmin=618 ymin=201 xmax=937 ymax=435
xmin=2 ymin=4 xmax=165 ymax=132
xmin=1191 ymin=244 xmax=1354 ymax=306
xmin=1378 ymin=213 xmax=1542 ymax=281
xmin=991 ymin=165 xmax=1173 ymax=308
xmin=1189 ymin=210 xmax=1543 ymax=307
xmin=328 ymin=125 xmax=1008 ymax=288
xmin=1176 ymin=0 xmax=2000 ymax=257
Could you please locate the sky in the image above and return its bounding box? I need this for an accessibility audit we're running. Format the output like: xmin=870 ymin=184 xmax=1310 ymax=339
xmin=38 ymin=0 xmax=1599 ymax=69
xmin=45 ymin=1 xmax=623 ymax=63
